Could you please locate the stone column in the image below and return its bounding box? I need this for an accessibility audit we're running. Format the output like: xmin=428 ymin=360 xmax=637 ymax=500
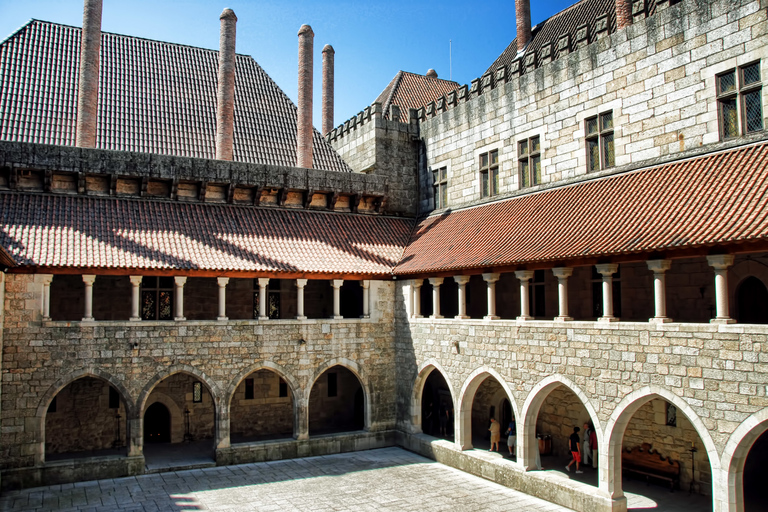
xmin=40 ymin=274 xmax=53 ymax=321
xmin=552 ymin=267 xmax=573 ymax=321
xmin=646 ymin=259 xmax=672 ymax=323
xmin=295 ymin=397 xmax=309 ymax=441
xmin=174 ymin=276 xmax=187 ymax=321
xmin=82 ymin=274 xmax=96 ymax=321
xmin=362 ymin=280 xmax=370 ymax=318
xmin=596 ymin=264 xmax=619 ymax=322
xmin=482 ymin=273 xmax=500 ymax=320
xmin=127 ymin=416 xmax=142 ymax=457
xmin=332 ymin=279 xmax=343 ymax=319
xmin=428 ymin=277 xmax=444 ymax=319
xmin=515 ymin=270 xmax=534 ymax=321
xmin=257 ymin=278 xmax=269 ymax=320
xmin=454 ymin=275 xmax=470 ymax=319
xmin=707 ymin=255 xmax=736 ymax=324
xmin=412 ymin=279 xmax=423 ymax=318
xmin=129 ymin=275 xmax=142 ymax=321
xmin=217 ymin=277 xmax=229 ymax=321
xmin=296 ymin=279 xmax=308 ymax=319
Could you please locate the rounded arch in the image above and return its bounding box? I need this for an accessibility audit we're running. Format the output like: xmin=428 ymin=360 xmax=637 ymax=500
xmin=456 ymin=366 xmax=520 ymax=450
xmin=519 ymin=375 xmax=602 ymax=471
xmin=602 ymin=385 xmax=720 ymax=500
xmin=137 ymin=365 xmax=222 ymax=415
xmin=410 ymin=360 xmax=456 ymax=433
xmin=36 ymin=368 xmax=134 ymax=464
xmin=720 ymin=407 xmax=768 ymax=512
xmin=307 ymin=358 xmax=371 ymax=430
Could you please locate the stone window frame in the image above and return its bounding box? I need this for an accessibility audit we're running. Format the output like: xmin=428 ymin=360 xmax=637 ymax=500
xmin=585 ymin=110 xmax=615 ymax=172
xmin=518 ymin=135 xmax=542 ymax=188
xmin=575 ymin=99 xmax=622 ymax=172
xmin=474 ymin=142 xmax=503 ymax=199
xmin=479 ymin=149 xmax=500 ymax=198
xmin=716 ymin=61 xmax=763 ymax=140
xmin=431 ymin=164 xmax=449 ymax=210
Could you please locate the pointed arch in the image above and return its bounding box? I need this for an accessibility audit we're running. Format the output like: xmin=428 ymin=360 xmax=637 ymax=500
xmin=519 ymin=375 xmax=602 ymax=472
xmin=720 ymin=407 xmax=768 ymax=512
xmin=307 ymin=358 xmax=371 ymax=431
xmin=602 ymin=385 xmax=720 ymax=501
xmin=137 ymin=364 xmax=222 ymax=414
xmin=410 ymin=359 xmax=455 ymax=434
xmin=456 ymin=366 xmax=520 ymax=450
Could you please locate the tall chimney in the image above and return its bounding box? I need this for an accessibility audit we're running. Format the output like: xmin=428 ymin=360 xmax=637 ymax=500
xmin=216 ymin=8 xmax=238 ymax=161
xmin=321 ymin=44 xmax=334 ymax=136
xmin=515 ymin=0 xmax=532 ymax=52
xmin=297 ymin=24 xmax=314 ymax=169
xmin=75 ymin=0 xmax=102 ymax=148
xmin=616 ymin=0 xmax=633 ymax=29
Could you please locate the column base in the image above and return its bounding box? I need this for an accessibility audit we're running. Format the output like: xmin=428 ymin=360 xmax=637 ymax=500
xmin=412 ymin=315 xmax=423 ymax=319
xmin=82 ymin=317 xmax=95 ymax=322
xmin=454 ymin=315 xmax=470 ymax=319
xmin=598 ymin=316 xmax=619 ymax=322
xmin=258 ymin=316 xmax=268 ymax=320
xmin=42 ymin=316 xmax=51 ymax=322
xmin=129 ymin=316 xmax=141 ymax=322
xmin=296 ymin=316 xmax=307 ymax=320
xmin=333 ymin=315 xmax=343 ymax=320
xmin=217 ymin=316 xmax=228 ymax=321
xmin=174 ymin=316 xmax=186 ymax=321
xmin=517 ymin=315 xmax=533 ymax=321
xmin=554 ymin=316 xmax=573 ymax=322
xmin=484 ymin=315 xmax=500 ymax=320
xmin=711 ymin=317 xmax=736 ymax=324
xmin=430 ymin=314 xmax=444 ymax=319
xmin=362 ymin=315 xmax=371 ymax=319
xmin=650 ymin=317 xmax=673 ymax=323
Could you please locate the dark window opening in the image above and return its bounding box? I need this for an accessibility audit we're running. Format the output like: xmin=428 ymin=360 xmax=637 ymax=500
xmin=244 ymin=378 xmax=254 ymax=400
xmin=141 ymin=276 xmax=174 ymax=320
xmin=109 ymin=387 xmax=120 ymax=409
xmin=279 ymin=379 xmax=288 ymax=398
xmin=193 ymin=381 xmax=203 ymax=403
xmin=328 ymin=372 xmax=338 ymax=397
xmin=529 ymin=269 xmax=546 ymax=317
xmin=432 ymin=167 xmax=448 ymax=209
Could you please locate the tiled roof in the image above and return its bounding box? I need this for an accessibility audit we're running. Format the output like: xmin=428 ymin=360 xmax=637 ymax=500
xmin=373 ymin=71 xmax=459 ymax=120
xmin=0 ymin=193 xmax=412 ymax=275
xmin=0 ymin=20 xmax=351 ymax=172
xmin=395 ymin=143 xmax=768 ymax=275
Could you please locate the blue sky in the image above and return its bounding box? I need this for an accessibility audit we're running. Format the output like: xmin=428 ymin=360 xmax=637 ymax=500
xmin=0 ymin=0 xmax=576 ymax=127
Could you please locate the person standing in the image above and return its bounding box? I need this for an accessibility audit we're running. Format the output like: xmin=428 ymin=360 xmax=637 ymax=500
xmin=488 ymin=417 xmax=501 ymax=452
xmin=582 ymin=422 xmax=593 ymax=467
xmin=589 ymin=423 xmax=598 ymax=469
xmin=505 ymin=419 xmax=517 ymax=457
xmin=566 ymin=426 xmax=583 ymax=474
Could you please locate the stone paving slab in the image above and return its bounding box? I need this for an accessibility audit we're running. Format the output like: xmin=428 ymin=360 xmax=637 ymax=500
xmin=0 ymin=448 xmax=575 ymax=512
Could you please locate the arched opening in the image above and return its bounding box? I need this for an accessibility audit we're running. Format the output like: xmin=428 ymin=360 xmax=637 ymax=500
xmin=144 ymin=402 xmax=171 ymax=443
xmin=142 ymin=373 xmax=216 ymax=468
xmin=230 ymin=369 xmax=294 ymax=443
xmin=45 ymin=377 xmax=128 ymax=460
xmin=309 ymin=365 xmax=365 ymax=435
xmin=736 ymin=276 xmax=768 ymax=324
xmin=470 ymin=376 xmax=513 ymax=453
xmin=724 ymin=414 xmax=768 ymax=512
xmin=420 ymin=369 xmax=454 ymax=441
xmin=742 ymin=429 xmax=768 ymax=511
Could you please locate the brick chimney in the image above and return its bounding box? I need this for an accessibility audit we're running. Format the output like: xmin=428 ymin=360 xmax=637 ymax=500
xmin=75 ymin=0 xmax=102 ymax=148
xmin=515 ymin=0 xmax=532 ymax=52
xmin=297 ymin=24 xmax=314 ymax=169
xmin=616 ymin=0 xmax=633 ymax=29
xmin=322 ymin=44 xmax=334 ymax=136
xmin=215 ymin=8 xmax=238 ymax=161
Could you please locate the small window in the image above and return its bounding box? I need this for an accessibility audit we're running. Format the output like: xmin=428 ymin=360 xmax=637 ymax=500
xmin=518 ymin=136 xmax=541 ymax=188
xmin=244 ymin=378 xmax=254 ymax=400
xmin=193 ymin=381 xmax=203 ymax=403
xmin=279 ymin=378 xmax=288 ymax=398
xmin=479 ymin=149 xmax=499 ymax=198
xmin=717 ymin=62 xmax=763 ymax=139
xmin=141 ymin=276 xmax=174 ymax=320
xmin=432 ymin=167 xmax=448 ymax=209
xmin=109 ymin=386 xmax=120 ymax=409
xmin=586 ymin=111 xmax=614 ymax=172
xmin=327 ymin=372 xmax=338 ymax=397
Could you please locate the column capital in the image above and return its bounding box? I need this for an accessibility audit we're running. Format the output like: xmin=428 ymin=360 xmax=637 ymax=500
xmin=257 ymin=277 xmax=270 ymax=287
xmin=361 ymin=280 xmax=370 ymax=289
xmin=595 ymin=263 xmax=619 ymax=276
xmin=552 ymin=267 xmax=573 ymax=279
xmin=296 ymin=278 xmax=308 ymax=288
xmin=706 ymin=254 xmax=734 ymax=270
xmin=453 ymin=275 xmax=470 ymax=285
xmin=82 ymin=274 xmax=96 ymax=285
xmin=129 ymin=275 xmax=143 ymax=286
xmin=514 ymin=270 xmax=534 ymax=281
xmin=174 ymin=276 xmax=187 ymax=286
xmin=411 ymin=278 xmax=423 ymax=289
xmin=428 ymin=277 xmax=444 ymax=286
xmin=40 ymin=274 xmax=54 ymax=285
xmin=217 ymin=277 xmax=230 ymax=287
xmin=482 ymin=272 xmax=500 ymax=283
xmin=332 ymin=279 xmax=344 ymax=289
xmin=646 ymin=259 xmax=672 ymax=273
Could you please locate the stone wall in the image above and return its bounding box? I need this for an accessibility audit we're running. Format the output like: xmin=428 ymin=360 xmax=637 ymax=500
xmin=536 ymin=386 xmax=590 ymax=458
xmin=308 ymin=366 xmax=364 ymax=434
xmin=145 ymin=373 xmax=215 ymax=442
xmin=416 ymin=0 xmax=768 ymax=214
xmin=230 ymin=369 xmax=293 ymax=441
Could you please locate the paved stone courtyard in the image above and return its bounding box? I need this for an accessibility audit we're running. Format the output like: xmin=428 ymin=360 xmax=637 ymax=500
xmin=0 ymin=448 xmax=574 ymax=512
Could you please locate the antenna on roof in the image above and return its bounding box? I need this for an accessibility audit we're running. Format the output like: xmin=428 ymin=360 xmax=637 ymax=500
xmin=449 ymin=39 xmax=452 ymax=81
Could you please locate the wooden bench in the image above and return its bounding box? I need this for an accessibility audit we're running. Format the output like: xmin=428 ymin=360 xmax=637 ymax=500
xmin=622 ymin=443 xmax=681 ymax=492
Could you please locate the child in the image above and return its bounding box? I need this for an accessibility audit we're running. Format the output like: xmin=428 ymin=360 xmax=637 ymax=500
xmin=566 ymin=426 xmax=583 ymax=474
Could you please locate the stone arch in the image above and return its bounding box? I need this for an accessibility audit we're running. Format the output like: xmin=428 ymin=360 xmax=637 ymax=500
xmin=410 ymin=359 xmax=456 ymax=434
xmin=307 ymin=358 xmax=371 ymax=432
xmin=456 ymin=366 xmax=520 ymax=450
xmin=35 ymin=368 xmax=134 ymax=464
xmin=602 ymin=385 xmax=720 ymax=501
xmin=143 ymin=392 xmax=184 ymax=443
xmin=720 ymin=407 xmax=768 ymax=512
xmin=520 ymin=375 xmax=601 ymax=472
xmin=729 ymin=258 xmax=768 ymax=322
xmin=137 ymin=365 xmax=222 ymax=414
xmin=226 ymin=362 xmax=301 ymax=440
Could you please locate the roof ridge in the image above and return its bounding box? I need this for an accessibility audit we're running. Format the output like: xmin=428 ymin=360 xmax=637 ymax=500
xmin=0 ymin=18 xmax=35 ymax=46
xmin=382 ymin=71 xmax=404 ymax=118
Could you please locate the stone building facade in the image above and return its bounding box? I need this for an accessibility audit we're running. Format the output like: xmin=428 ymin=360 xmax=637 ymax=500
xmin=2 ymin=1 xmax=768 ymax=512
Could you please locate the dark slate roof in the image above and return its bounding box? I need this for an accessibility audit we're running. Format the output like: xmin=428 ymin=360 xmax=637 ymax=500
xmin=395 ymin=142 xmax=768 ymax=274
xmin=373 ymin=71 xmax=459 ymax=120
xmin=0 ymin=20 xmax=351 ymax=172
xmin=0 ymin=192 xmax=412 ymax=275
